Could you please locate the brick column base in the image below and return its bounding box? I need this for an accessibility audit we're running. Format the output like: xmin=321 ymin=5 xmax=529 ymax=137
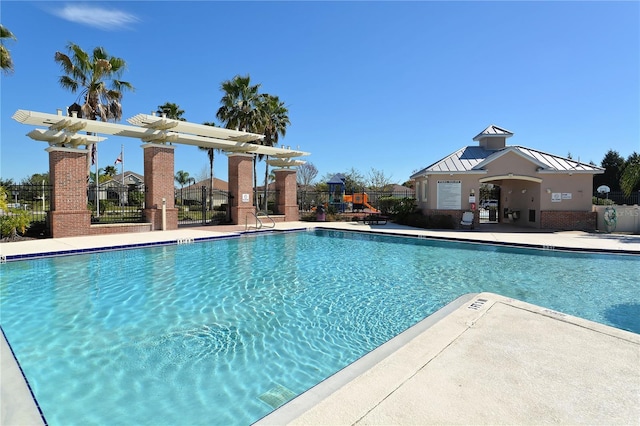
xmin=49 ymin=210 xmax=91 ymax=238
xmin=229 ymin=154 xmax=255 ymax=225
xmin=142 ymin=143 xmax=177 ymax=231
xmin=274 ymin=168 xmax=299 ymax=222
xmin=46 ymin=146 xmax=91 ymax=238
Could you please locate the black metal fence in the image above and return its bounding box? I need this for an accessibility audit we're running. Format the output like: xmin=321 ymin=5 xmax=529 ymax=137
xmin=298 ymin=189 xmax=416 ymax=213
xmin=88 ymin=184 xmax=145 ymax=223
xmin=1 ymin=184 xmax=53 ymax=238
xmin=175 ymin=185 xmax=232 ymax=225
xmin=592 ymin=190 xmax=639 ymax=205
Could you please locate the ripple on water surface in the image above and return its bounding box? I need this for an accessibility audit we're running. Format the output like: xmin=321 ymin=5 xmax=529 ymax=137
xmin=1 ymin=230 xmax=638 ymax=425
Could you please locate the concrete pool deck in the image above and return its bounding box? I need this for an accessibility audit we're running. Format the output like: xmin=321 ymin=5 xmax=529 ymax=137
xmin=1 ymin=222 xmax=639 ymax=425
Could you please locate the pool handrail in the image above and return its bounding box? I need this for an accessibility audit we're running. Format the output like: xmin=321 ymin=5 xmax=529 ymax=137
xmin=245 ymin=211 xmax=275 ymax=231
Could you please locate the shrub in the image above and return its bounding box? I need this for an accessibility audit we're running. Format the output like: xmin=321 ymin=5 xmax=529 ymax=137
xmin=396 ymin=212 xmax=455 ymax=229
xmin=300 ymin=212 xmax=317 ymax=222
xmin=592 ymin=196 xmax=615 ymax=206
xmin=0 ymin=209 xmax=31 ymax=239
xmin=128 ymin=190 xmax=144 ymax=207
xmin=378 ymin=196 xmax=416 ymax=218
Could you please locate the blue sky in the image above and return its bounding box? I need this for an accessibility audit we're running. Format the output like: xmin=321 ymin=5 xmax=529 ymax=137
xmin=1 ymin=1 xmax=638 ymax=185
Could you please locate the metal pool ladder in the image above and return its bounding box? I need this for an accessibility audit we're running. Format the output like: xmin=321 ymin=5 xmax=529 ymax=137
xmin=245 ymin=211 xmax=275 ymax=231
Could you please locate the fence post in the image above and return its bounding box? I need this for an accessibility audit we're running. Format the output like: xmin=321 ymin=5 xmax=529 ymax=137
xmin=201 ymin=185 xmax=207 ymax=225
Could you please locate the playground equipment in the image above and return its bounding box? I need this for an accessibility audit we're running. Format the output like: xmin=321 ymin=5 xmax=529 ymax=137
xmin=326 ymin=174 xmax=378 ymax=213
xmin=343 ymin=193 xmax=379 ymax=212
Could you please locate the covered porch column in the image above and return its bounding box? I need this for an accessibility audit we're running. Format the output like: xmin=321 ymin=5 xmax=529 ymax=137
xmin=228 ymin=153 xmax=254 ymax=225
xmin=142 ymin=143 xmax=178 ymax=230
xmin=46 ymin=146 xmax=92 ymax=238
xmin=274 ymin=168 xmax=299 ymax=221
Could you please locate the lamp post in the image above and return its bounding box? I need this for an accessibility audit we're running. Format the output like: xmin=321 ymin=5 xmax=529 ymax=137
xmin=42 ymin=180 xmax=45 ymax=212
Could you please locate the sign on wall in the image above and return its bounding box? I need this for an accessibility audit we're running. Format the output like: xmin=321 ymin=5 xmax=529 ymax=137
xmin=437 ymin=180 xmax=461 ymax=209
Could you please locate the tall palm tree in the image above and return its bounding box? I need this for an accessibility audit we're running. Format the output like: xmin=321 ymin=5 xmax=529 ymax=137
xmin=199 ymin=121 xmax=220 ymax=210
xmin=175 ymin=170 xmax=191 ymax=205
xmin=157 ymin=102 xmax=186 ymax=121
xmin=216 ymin=74 xmax=262 ymax=207
xmin=216 ymin=75 xmax=262 ymax=132
xmin=256 ymin=94 xmax=290 ymax=211
xmin=54 ymin=42 xmax=134 ymax=121
xmin=1 ymin=24 xmax=16 ymax=74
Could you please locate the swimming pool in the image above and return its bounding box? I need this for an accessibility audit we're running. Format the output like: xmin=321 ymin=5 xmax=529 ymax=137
xmin=1 ymin=229 xmax=638 ymax=425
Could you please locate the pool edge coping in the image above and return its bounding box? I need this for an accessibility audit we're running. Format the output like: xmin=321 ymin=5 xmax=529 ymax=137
xmin=1 ymin=224 xmax=638 ymax=262
xmin=256 ymin=292 xmax=640 ymax=425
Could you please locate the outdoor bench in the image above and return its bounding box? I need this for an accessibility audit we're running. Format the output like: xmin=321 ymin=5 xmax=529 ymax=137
xmin=363 ymin=213 xmax=388 ymax=225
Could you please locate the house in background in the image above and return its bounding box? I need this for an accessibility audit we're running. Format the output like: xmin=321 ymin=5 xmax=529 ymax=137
xmin=89 ymin=171 xmax=145 ymax=206
xmin=410 ymin=125 xmax=604 ymax=230
xmin=179 ymin=178 xmax=229 ymax=208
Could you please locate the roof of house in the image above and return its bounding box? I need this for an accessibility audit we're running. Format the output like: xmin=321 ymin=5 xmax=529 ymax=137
xmin=472 ymin=124 xmax=514 ymax=141
xmin=112 ymin=171 xmax=143 ymax=182
xmin=411 ymin=145 xmax=603 ymax=178
xmin=184 ymin=178 xmax=228 ymax=191
xmin=99 ymin=171 xmax=143 ymax=187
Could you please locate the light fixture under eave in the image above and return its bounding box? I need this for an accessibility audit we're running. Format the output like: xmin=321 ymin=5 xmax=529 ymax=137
xmin=546 ymin=188 xmax=552 ymax=194
xmin=521 ymin=189 xmax=527 ymax=194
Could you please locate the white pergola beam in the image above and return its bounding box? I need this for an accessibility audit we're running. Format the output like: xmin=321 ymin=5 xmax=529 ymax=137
xmin=13 ymin=109 xmax=310 ymax=159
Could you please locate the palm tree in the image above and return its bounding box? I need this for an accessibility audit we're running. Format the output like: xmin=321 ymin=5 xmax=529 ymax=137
xmin=199 ymin=121 xmax=220 ymax=210
xmin=1 ymin=24 xmax=16 ymax=74
xmin=256 ymin=94 xmax=290 ymax=211
xmin=216 ymin=74 xmax=262 ymax=207
xmin=54 ymin=42 xmax=134 ymax=122
xmin=175 ymin=170 xmax=191 ymax=206
xmin=89 ymin=168 xmax=105 ymax=184
xmin=157 ymin=102 xmax=186 ymax=121
xmin=104 ymin=165 xmax=117 ymax=177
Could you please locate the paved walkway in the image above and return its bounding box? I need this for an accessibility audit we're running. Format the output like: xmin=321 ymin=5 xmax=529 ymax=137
xmin=2 ymin=221 xmax=640 ymax=259
xmin=1 ymin=222 xmax=639 ymax=425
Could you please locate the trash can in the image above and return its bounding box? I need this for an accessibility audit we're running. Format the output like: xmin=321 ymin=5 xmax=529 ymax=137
xmin=316 ymin=205 xmax=326 ymax=222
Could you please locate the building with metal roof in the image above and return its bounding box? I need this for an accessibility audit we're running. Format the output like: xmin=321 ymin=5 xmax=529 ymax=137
xmin=410 ymin=125 xmax=604 ymax=230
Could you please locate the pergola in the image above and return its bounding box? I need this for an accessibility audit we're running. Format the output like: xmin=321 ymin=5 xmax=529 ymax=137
xmin=12 ymin=109 xmax=310 ymax=237
xmin=12 ymin=109 xmax=309 ymax=167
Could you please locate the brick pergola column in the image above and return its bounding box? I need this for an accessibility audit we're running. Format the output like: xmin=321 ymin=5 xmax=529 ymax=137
xmin=274 ymin=168 xmax=299 ymax=221
xmin=46 ymin=146 xmax=92 ymax=238
xmin=228 ymin=153 xmax=255 ymax=225
xmin=142 ymin=143 xmax=178 ymax=230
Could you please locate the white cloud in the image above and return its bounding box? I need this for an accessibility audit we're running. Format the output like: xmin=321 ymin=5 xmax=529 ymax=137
xmin=53 ymin=4 xmax=139 ymax=30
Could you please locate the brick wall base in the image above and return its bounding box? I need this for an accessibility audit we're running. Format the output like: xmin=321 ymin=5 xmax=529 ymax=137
xmin=540 ymin=211 xmax=596 ymax=231
xmin=277 ymin=205 xmax=299 ymax=221
xmin=49 ymin=210 xmax=91 ymax=238
xmin=89 ymin=223 xmax=154 ymax=235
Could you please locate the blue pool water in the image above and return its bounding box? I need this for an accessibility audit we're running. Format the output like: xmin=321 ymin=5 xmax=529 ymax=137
xmin=1 ymin=230 xmax=638 ymax=425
